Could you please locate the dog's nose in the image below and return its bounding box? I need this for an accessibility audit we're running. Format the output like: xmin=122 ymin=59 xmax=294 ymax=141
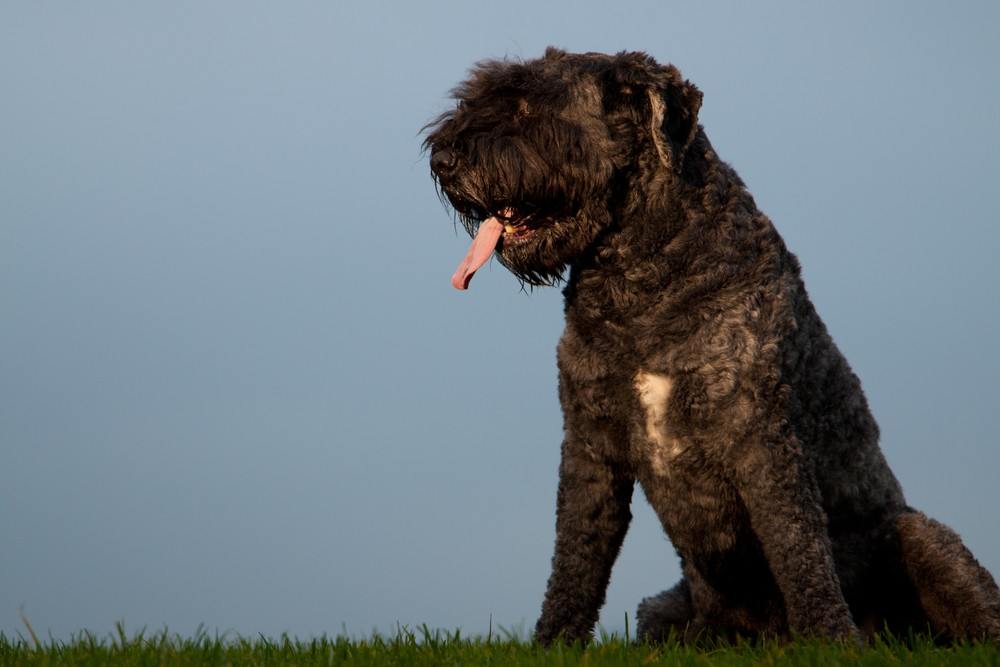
xmin=430 ymin=148 xmax=457 ymax=176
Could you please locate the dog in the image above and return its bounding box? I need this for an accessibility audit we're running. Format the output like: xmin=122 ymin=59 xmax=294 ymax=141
xmin=424 ymin=48 xmax=1000 ymax=644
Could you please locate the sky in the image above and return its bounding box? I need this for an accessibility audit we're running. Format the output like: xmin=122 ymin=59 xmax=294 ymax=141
xmin=1 ymin=0 xmax=998 ymax=642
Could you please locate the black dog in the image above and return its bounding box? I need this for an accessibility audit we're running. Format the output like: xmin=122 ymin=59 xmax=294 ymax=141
xmin=425 ymin=48 xmax=1000 ymax=644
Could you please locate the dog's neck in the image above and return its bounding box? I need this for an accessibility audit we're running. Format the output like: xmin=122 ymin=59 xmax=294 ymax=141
xmin=563 ymin=133 xmax=784 ymax=335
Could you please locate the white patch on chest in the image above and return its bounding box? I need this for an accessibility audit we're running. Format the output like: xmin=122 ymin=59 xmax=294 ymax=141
xmin=634 ymin=370 xmax=682 ymax=474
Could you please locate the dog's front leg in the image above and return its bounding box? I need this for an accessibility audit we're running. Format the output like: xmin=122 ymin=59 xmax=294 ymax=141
xmin=534 ymin=429 xmax=634 ymax=645
xmin=733 ymin=436 xmax=859 ymax=640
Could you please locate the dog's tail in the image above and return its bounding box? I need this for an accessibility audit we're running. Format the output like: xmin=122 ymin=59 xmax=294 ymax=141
xmin=896 ymin=510 xmax=1000 ymax=640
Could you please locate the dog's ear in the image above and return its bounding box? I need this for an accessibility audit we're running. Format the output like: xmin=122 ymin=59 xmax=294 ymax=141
xmin=649 ymin=70 xmax=702 ymax=174
xmin=604 ymin=52 xmax=703 ymax=173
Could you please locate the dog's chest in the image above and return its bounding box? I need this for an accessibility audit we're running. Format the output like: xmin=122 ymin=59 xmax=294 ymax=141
xmin=632 ymin=370 xmax=686 ymax=474
xmin=631 ymin=369 xmax=745 ymax=552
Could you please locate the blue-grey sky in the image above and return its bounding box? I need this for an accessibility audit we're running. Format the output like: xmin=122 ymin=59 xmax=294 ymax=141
xmin=1 ymin=1 xmax=997 ymax=641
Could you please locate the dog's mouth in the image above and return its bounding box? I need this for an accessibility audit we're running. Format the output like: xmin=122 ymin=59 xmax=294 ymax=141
xmin=498 ymin=210 xmax=542 ymax=242
xmin=451 ymin=207 xmax=539 ymax=290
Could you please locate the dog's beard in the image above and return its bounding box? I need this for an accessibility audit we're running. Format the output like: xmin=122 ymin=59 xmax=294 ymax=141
xmin=444 ymin=197 xmax=605 ymax=289
xmin=496 ymin=209 xmax=601 ymax=287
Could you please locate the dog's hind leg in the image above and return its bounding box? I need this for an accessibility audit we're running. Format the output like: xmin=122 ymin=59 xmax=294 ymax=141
xmin=636 ymin=578 xmax=694 ymax=642
xmin=896 ymin=510 xmax=1000 ymax=640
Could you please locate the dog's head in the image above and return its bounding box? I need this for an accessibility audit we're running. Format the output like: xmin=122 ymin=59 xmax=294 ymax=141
xmin=424 ymin=48 xmax=703 ymax=289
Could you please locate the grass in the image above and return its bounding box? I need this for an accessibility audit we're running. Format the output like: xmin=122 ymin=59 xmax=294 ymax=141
xmin=2 ymin=623 xmax=999 ymax=666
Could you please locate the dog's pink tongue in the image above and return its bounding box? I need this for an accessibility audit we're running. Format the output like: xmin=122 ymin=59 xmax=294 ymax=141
xmin=451 ymin=216 xmax=504 ymax=290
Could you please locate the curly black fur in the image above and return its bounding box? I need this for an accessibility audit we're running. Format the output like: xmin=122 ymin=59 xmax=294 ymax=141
xmin=424 ymin=48 xmax=1000 ymax=644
